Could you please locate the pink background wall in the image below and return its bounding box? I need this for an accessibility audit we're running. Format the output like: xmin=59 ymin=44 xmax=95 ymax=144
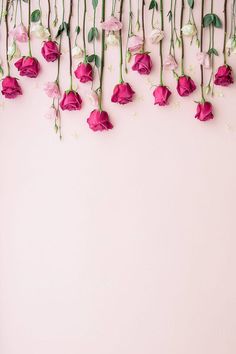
xmin=1 ymin=1 xmax=236 ymax=353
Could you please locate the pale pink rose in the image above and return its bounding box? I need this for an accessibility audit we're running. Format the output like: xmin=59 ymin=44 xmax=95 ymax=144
xmin=128 ymin=35 xmax=143 ymax=53
xmin=149 ymin=28 xmax=165 ymax=44
xmin=196 ymin=52 xmax=210 ymax=69
xmin=87 ymin=90 xmax=99 ymax=108
xmin=44 ymin=106 xmax=57 ymax=120
xmin=44 ymin=82 xmax=61 ymax=98
xmin=163 ymin=54 xmax=178 ymax=71
xmin=10 ymin=24 xmax=28 ymax=43
xmin=101 ymin=16 xmax=122 ymax=32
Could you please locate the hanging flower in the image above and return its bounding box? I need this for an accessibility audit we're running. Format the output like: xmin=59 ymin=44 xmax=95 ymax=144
xmin=153 ymin=86 xmax=171 ymax=106
xmin=45 ymin=106 xmax=58 ymax=120
xmin=163 ymin=54 xmax=178 ymax=71
xmin=111 ymin=82 xmax=135 ymax=104
xmin=1 ymin=76 xmax=22 ymax=99
xmin=41 ymin=41 xmax=60 ymax=62
xmin=226 ymin=37 xmax=236 ymax=54
xmin=7 ymin=41 xmax=21 ymax=60
xmin=195 ymin=102 xmax=214 ymax=121
xmin=196 ymin=52 xmax=210 ymax=69
xmin=181 ymin=23 xmax=197 ymax=37
xmin=60 ymin=91 xmax=82 ymax=111
xmin=101 ymin=16 xmax=122 ymax=32
xmin=106 ymin=32 xmax=119 ymax=46
xmin=214 ymin=65 xmax=234 ymax=86
xmin=149 ymin=28 xmax=165 ymax=44
xmin=132 ymin=53 xmax=152 ymax=75
xmin=74 ymin=63 xmax=93 ymax=83
xmin=87 ymin=110 xmax=113 ymax=131
xmin=72 ymin=45 xmax=84 ymax=59
xmin=128 ymin=35 xmax=143 ymax=53
xmin=177 ymin=75 xmax=196 ymax=96
xmin=31 ymin=23 xmax=50 ymax=39
xmin=15 ymin=56 xmax=40 ymax=78
xmin=10 ymin=24 xmax=28 ymax=43
xmin=44 ymin=82 xmax=61 ymax=98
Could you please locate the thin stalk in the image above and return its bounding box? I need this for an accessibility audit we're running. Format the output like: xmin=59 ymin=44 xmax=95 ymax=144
xmin=56 ymin=0 xmax=65 ymax=83
xmin=83 ymin=0 xmax=87 ymax=61
xmin=141 ymin=0 xmax=145 ymax=52
xmin=5 ymin=0 xmax=10 ymax=76
xmin=28 ymin=0 xmax=32 ymax=56
xmin=14 ymin=0 xmax=19 ymax=28
xmin=19 ymin=0 xmax=23 ymax=23
xmin=68 ymin=0 xmax=73 ymax=90
xmin=200 ymin=0 xmax=205 ymax=101
xmin=99 ymin=0 xmax=106 ymax=111
xmin=223 ymin=0 xmax=228 ymax=64
xmin=180 ymin=0 xmax=184 ymax=75
xmin=111 ymin=0 xmax=116 ymax=16
xmin=125 ymin=0 xmax=133 ymax=73
xmin=119 ymin=0 xmax=124 ymax=83
xmin=48 ymin=0 xmax=51 ymax=36
xmin=160 ymin=0 xmax=164 ymax=85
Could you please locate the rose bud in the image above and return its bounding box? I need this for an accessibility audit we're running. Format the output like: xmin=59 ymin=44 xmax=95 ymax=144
xmin=153 ymin=85 xmax=171 ymax=106
xmin=87 ymin=109 xmax=113 ymax=132
xmin=214 ymin=65 xmax=234 ymax=86
xmin=111 ymin=82 xmax=135 ymax=104
xmin=1 ymin=76 xmax=22 ymax=99
xmin=44 ymin=81 xmax=60 ymax=98
xmin=163 ymin=54 xmax=178 ymax=71
xmin=101 ymin=16 xmax=122 ymax=32
xmin=74 ymin=63 xmax=93 ymax=83
xmin=10 ymin=23 xmax=28 ymax=43
xmin=41 ymin=40 xmax=60 ymax=62
xmin=149 ymin=28 xmax=164 ymax=44
xmin=195 ymin=101 xmax=214 ymax=121
xmin=60 ymin=90 xmax=82 ymax=111
xmin=177 ymin=75 xmax=196 ymax=97
xmin=128 ymin=35 xmax=143 ymax=53
xmin=132 ymin=53 xmax=152 ymax=75
xmin=15 ymin=56 xmax=40 ymax=78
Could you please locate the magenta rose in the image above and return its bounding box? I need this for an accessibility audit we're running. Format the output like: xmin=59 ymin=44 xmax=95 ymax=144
xmin=111 ymin=82 xmax=135 ymax=104
xmin=177 ymin=75 xmax=196 ymax=97
xmin=214 ymin=65 xmax=234 ymax=86
xmin=153 ymin=85 xmax=171 ymax=106
xmin=87 ymin=110 xmax=113 ymax=131
xmin=15 ymin=56 xmax=40 ymax=78
xmin=74 ymin=63 xmax=93 ymax=83
xmin=195 ymin=101 xmax=214 ymax=121
xmin=60 ymin=90 xmax=82 ymax=111
xmin=1 ymin=76 xmax=22 ymax=99
xmin=41 ymin=40 xmax=60 ymax=62
xmin=132 ymin=53 xmax=152 ymax=75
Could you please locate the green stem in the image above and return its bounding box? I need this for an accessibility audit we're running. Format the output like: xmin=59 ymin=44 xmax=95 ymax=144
xmin=83 ymin=0 xmax=87 ymax=61
xmin=141 ymin=0 xmax=145 ymax=52
xmin=119 ymin=0 xmax=124 ymax=83
xmin=223 ymin=0 xmax=227 ymax=64
xmin=68 ymin=0 xmax=73 ymax=90
xmin=48 ymin=0 xmax=51 ymax=36
xmin=200 ymin=0 xmax=205 ymax=101
xmin=111 ymin=0 xmax=116 ymax=16
xmin=160 ymin=0 xmax=164 ymax=85
xmin=39 ymin=0 xmax=42 ymax=25
xmin=56 ymin=0 xmax=65 ymax=83
xmin=5 ymin=0 xmax=10 ymax=76
xmin=180 ymin=0 xmax=184 ymax=75
xmin=14 ymin=0 xmax=19 ymax=28
xmin=28 ymin=0 xmax=32 ymax=56
xmin=99 ymin=0 xmax=106 ymax=111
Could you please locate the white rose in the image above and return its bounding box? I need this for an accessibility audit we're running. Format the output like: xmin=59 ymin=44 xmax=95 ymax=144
xmin=31 ymin=24 xmax=50 ymax=39
xmin=181 ymin=23 xmax=196 ymax=37
xmin=149 ymin=28 xmax=165 ymax=44
xmin=72 ymin=45 xmax=84 ymax=59
xmin=106 ymin=33 xmax=119 ymax=46
xmin=226 ymin=37 xmax=236 ymax=54
xmin=8 ymin=41 xmax=21 ymax=60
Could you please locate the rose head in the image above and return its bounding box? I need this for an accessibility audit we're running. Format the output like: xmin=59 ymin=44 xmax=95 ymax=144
xmin=111 ymin=82 xmax=135 ymax=104
xmin=60 ymin=90 xmax=82 ymax=111
xmin=74 ymin=63 xmax=93 ymax=83
xmin=10 ymin=24 xmax=28 ymax=43
xmin=44 ymin=82 xmax=60 ymax=98
xmin=128 ymin=35 xmax=143 ymax=53
xmin=41 ymin=41 xmax=60 ymax=62
xmin=214 ymin=65 xmax=234 ymax=86
xmin=1 ymin=76 xmax=22 ymax=99
xmin=153 ymin=86 xmax=171 ymax=106
xmin=195 ymin=102 xmax=214 ymax=121
xmin=163 ymin=54 xmax=178 ymax=71
xmin=177 ymin=75 xmax=196 ymax=97
xmin=132 ymin=53 xmax=152 ymax=75
xmin=15 ymin=56 xmax=40 ymax=78
xmin=87 ymin=110 xmax=113 ymax=132
xmin=149 ymin=28 xmax=165 ymax=44
xmin=101 ymin=16 xmax=122 ymax=32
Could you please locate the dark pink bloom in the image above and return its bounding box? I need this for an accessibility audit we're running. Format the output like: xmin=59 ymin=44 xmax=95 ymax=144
xmin=60 ymin=90 xmax=82 ymax=111
xmin=41 ymin=40 xmax=60 ymax=62
xmin=111 ymin=82 xmax=135 ymax=104
xmin=214 ymin=65 xmax=234 ymax=86
xmin=132 ymin=53 xmax=152 ymax=75
xmin=74 ymin=63 xmax=93 ymax=83
xmin=153 ymin=85 xmax=171 ymax=106
xmin=195 ymin=101 xmax=214 ymax=121
xmin=87 ymin=110 xmax=113 ymax=131
xmin=15 ymin=56 xmax=40 ymax=78
xmin=1 ymin=76 xmax=22 ymax=99
xmin=177 ymin=75 xmax=196 ymax=97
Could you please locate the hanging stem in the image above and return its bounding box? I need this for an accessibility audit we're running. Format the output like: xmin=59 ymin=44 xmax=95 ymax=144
xmin=99 ymin=0 xmax=106 ymax=111
xmin=83 ymin=0 xmax=87 ymax=61
xmin=119 ymin=0 xmax=124 ymax=83
xmin=159 ymin=0 xmax=164 ymax=85
xmin=28 ymin=0 xmax=32 ymax=56
xmin=19 ymin=0 xmax=23 ymax=24
xmin=125 ymin=0 xmax=133 ymax=73
xmin=75 ymin=0 xmax=80 ymax=44
xmin=111 ymin=0 xmax=116 ymax=16
xmin=53 ymin=0 xmax=58 ymax=27
xmin=56 ymin=0 xmax=65 ymax=83
xmin=200 ymin=0 xmax=205 ymax=101
xmin=141 ymin=0 xmax=145 ymax=52
xmin=5 ymin=0 xmax=10 ymax=76
xmin=48 ymin=0 xmax=51 ymax=36
xmin=223 ymin=0 xmax=228 ymax=64
xmin=13 ymin=0 xmax=19 ymax=28
xmin=180 ymin=0 xmax=184 ymax=75
xmin=68 ymin=0 xmax=73 ymax=90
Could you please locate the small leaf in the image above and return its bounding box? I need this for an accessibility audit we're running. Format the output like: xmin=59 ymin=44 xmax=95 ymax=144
xmin=75 ymin=25 xmax=80 ymax=35
xmin=203 ymin=13 xmax=214 ymax=27
xmin=167 ymin=10 xmax=172 ymax=22
xmin=87 ymin=54 xmax=95 ymax=62
xmin=31 ymin=9 xmax=41 ymax=22
xmin=92 ymin=0 xmax=98 ymax=9
xmin=149 ymin=0 xmax=158 ymax=11
xmin=213 ymin=14 xmax=222 ymax=28
xmin=208 ymin=47 xmax=219 ymax=56
xmin=187 ymin=0 xmax=194 ymax=9
xmin=94 ymin=55 xmax=100 ymax=68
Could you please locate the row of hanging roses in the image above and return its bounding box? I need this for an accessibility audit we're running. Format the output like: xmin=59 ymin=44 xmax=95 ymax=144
xmin=0 ymin=0 xmax=235 ymax=137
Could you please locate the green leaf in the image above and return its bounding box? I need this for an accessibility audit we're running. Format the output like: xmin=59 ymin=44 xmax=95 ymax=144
xmin=92 ymin=0 xmax=98 ymax=9
xmin=149 ymin=0 xmax=158 ymax=11
xmin=203 ymin=13 xmax=214 ymax=27
xmin=87 ymin=54 xmax=95 ymax=62
xmin=88 ymin=27 xmax=98 ymax=42
xmin=31 ymin=9 xmax=41 ymax=22
xmin=187 ymin=0 xmax=194 ymax=8
xmin=56 ymin=21 xmax=68 ymax=38
xmin=213 ymin=14 xmax=222 ymax=28
xmin=167 ymin=10 xmax=172 ymax=22
xmin=94 ymin=55 xmax=100 ymax=68
xmin=75 ymin=25 xmax=80 ymax=35
xmin=208 ymin=47 xmax=219 ymax=56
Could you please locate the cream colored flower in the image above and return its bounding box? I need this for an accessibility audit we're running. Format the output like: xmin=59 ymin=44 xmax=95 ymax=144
xmin=181 ymin=23 xmax=197 ymax=37
xmin=226 ymin=37 xmax=236 ymax=54
xmin=8 ymin=41 xmax=21 ymax=60
xmin=149 ymin=28 xmax=165 ymax=44
xmin=106 ymin=32 xmax=119 ymax=46
xmin=72 ymin=45 xmax=84 ymax=59
xmin=31 ymin=24 xmax=50 ymax=39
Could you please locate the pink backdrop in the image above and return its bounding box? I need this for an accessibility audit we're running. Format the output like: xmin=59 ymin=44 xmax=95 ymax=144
xmin=1 ymin=1 xmax=236 ymax=353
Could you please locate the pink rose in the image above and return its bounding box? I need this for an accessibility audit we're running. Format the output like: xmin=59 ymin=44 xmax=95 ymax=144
xmin=128 ymin=35 xmax=143 ymax=53
xmin=195 ymin=102 xmax=214 ymax=121
xmin=74 ymin=63 xmax=93 ymax=83
xmin=87 ymin=110 xmax=113 ymax=131
xmin=44 ymin=82 xmax=60 ymax=98
xmin=60 ymin=90 xmax=82 ymax=111
xmin=41 ymin=40 xmax=60 ymax=62
xmin=101 ymin=16 xmax=122 ymax=32
xmin=196 ymin=52 xmax=210 ymax=69
xmin=1 ymin=76 xmax=22 ymax=99
xmin=111 ymin=82 xmax=135 ymax=104
xmin=10 ymin=24 xmax=28 ymax=43
xmin=163 ymin=54 xmax=178 ymax=71
xmin=214 ymin=65 xmax=234 ymax=86
xmin=132 ymin=53 xmax=152 ymax=75
xmin=15 ymin=56 xmax=40 ymax=78
xmin=153 ymin=85 xmax=171 ymax=106
xmin=177 ymin=75 xmax=196 ymax=97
